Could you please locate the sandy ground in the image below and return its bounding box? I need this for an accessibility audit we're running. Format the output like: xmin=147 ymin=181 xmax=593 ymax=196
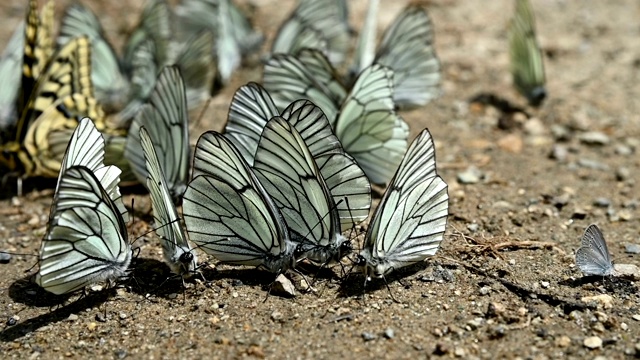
xmin=1 ymin=0 xmax=640 ymax=358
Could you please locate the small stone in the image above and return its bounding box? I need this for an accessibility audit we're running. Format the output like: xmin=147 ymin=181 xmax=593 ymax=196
xmin=361 ymin=332 xmax=376 ymax=341
xmin=90 ymin=285 xmax=103 ymax=292
xmin=524 ymin=117 xmax=546 ymax=136
xmin=486 ymin=302 xmax=505 ymax=318
xmin=478 ymin=286 xmax=491 ymax=296
xmin=540 ymin=281 xmax=550 ymax=289
xmin=614 ymin=263 xmax=640 ymax=279
xmin=119 ymin=312 xmax=127 ymax=320
xmin=167 ymin=293 xmax=178 ymax=300
xmin=577 ymin=158 xmax=608 ymax=170
xmin=616 ymin=167 xmax=631 ymax=181
xmin=508 ymin=259 xmax=516 ymax=265
xmin=87 ymin=322 xmax=97 ymax=331
xmin=583 ymin=336 xmax=603 ymax=349
xmin=247 ymin=346 xmax=265 ymax=358
xmin=581 ymin=294 xmax=613 ymax=309
xmin=579 ymin=131 xmax=610 ymax=145
xmin=271 ymin=274 xmax=296 ymax=297
xmin=66 ymin=314 xmax=79 ymax=322
xmin=467 ymin=223 xmax=479 ymax=232
xmin=497 ymin=133 xmax=523 ymax=153
xmin=614 ymin=144 xmax=633 ymax=156
xmin=453 ymin=347 xmax=466 ymax=357
xmin=550 ymin=124 xmax=570 ymax=141
xmin=466 ymin=318 xmax=484 ymax=330
xmin=95 ymin=313 xmax=107 ymax=323
xmin=621 ymin=322 xmax=628 ymax=331
xmin=457 ymin=166 xmax=483 ymax=184
xmin=6 ymin=315 xmax=19 ymax=326
xmin=383 ymin=328 xmax=395 ymax=339
xmin=488 ymin=325 xmax=506 ymax=339
xmin=231 ymin=279 xmax=243 ymax=287
xmin=270 ymin=311 xmax=283 ymax=322
xmin=0 ymin=252 xmax=11 ymax=264
xmin=552 ymin=193 xmax=570 ymax=209
xmin=632 ymin=314 xmax=640 ymax=321
xmin=114 ymin=349 xmax=127 ymax=359
xmin=555 ymin=335 xmax=571 ymax=347
xmin=549 ymin=145 xmax=568 ymax=162
xmin=593 ymin=197 xmax=611 ymax=207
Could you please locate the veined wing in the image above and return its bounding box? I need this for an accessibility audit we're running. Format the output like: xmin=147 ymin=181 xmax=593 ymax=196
xmin=58 ymin=3 xmax=129 ymax=111
xmin=171 ymin=30 xmax=215 ymax=108
xmin=183 ymin=131 xmax=295 ymax=272
xmin=350 ymin=0 xmax=379 ymax=79
xmin=224 ymin=82 xmax=280 ymax=164
xmin=576 ymin=224 xmax=614 ymax=276
xmin=125 ymin=66 xmax=190 ymax=202
xmin=122 ymin=0 xmax=170 ymax=71
xmin=35 ymin=165 xmax=131 ymax=295
xmin=140 ymin=127 xmax=196 ymax=277
xmin=374 ymin=5 xmax=441 ymax=108
xmin=360 ymin=129 xmax=449 ymax=278
xmin=0 ymin=20 xmax=25 ymax=131
xmin=509 ymin=0 xmax=546 ymax=106
xmin=335 ymin=64 xmax=408 ymax=185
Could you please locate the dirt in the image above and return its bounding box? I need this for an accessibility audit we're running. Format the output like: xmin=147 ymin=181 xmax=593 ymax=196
xmin=1 ymin=0 xmax=640 ymax=358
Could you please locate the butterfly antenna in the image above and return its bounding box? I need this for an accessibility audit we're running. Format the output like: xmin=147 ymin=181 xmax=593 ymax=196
xmin=191 ymin=96 xmax=213 ymax=131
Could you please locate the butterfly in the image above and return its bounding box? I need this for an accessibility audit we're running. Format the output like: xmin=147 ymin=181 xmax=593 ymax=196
xmin=0 ymin=20 xmax=26 ymax=135
xmin=224 ymin=82 xmax=371 ymax=236
xmin=356 ymin=129 xmax=449 ymax=283
xmin=182 ymin=131 xmax=296 ymax=274
xmin=575 ymin=224 xmax=616 ymax=277
xmin=263 ymin=50 xmax=409 ymax=185
xmin=35 ymin=118 xmax=130 ymax=295
xmin=509 ymin=0 xmax=546 ymax=106
xmin=174 ymin=0 xmax=263 ymax=84
xmin=58 ymin=3 xmax=130 ymax=112
xmin=139 ymin=126 xmax=197 ymax=278
xmin=350 ymin=3 xmax=442 ymax=108
xmin=35 ymin=166 xmax=131 ymax=295
xmin=124 ymin=66 xmax=190 ymax=202
xmin=271 ymin=0 xmax=351 ymax=66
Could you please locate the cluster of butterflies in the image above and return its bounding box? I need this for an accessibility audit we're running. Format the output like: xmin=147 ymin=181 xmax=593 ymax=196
xmin=17 ymin=0 xmax=451 ymax=296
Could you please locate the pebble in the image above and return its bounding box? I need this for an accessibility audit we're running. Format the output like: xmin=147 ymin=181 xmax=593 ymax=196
xmin=593 ymin=197 xmax=611 ymax=207
xmin=616 ymin=167 xmax=631 ymax=181
xmin=0 ymin=252 xmax=11 ymax=264
xmin=361 ymin=332 xmax=376 ymax=341
xmin=119 ymin=312 xmax=127 ymax=320
xmin=524 ymin=117 xmax=546 ymax=136
xmin=95 ymin=313 xmax=107 ymax=322
xmin=383 ymin=328 xmax=395 ymax=339
xmin=270 ymin=311 xmax=283 ymax=322
xmin=577 ymin=158 xmax=608 ymax=170
xmin=167 ymin=293 xmax=178 ymax=300
xmin=550 ymin=124 xmax=571 ymax=141
xmin=555 ymin=335 xmax=571 ymax=347
xmin=621 ymin=322 xmax=628 ymax=331
xmin=486 ymin=302 xmax=505 ymax=318
xmin=579 ymin=131 xmax=610 ymax=145
xmin=632 ymin=314 xmax=640 ymax=321
xmin=466 ymin=318 xmax=484 ymax=330
xmin=581 ymin=294 xmax=613 ymax=309
xmin=583 ymin=336 xmax=603 ymax=349
xmin=614 ymin=264 xmax=640 ymax=279
xmin=457 ymin=166 xmax=483 ymax=184
xmin=87 ymin=322 xmax=97 ymax=331
xmin=497 ymin=133 xmax=523 ymax=153
xmin=271 ymin=274 xmax=296 ymax=297
xmin=540 ymin=281 xmax=550 ymax=289
xmin=488 ymin=325 xmax=506 ymax=339
xmin=467 ymin=223 xmax=479 ymax=232
xmin=453 ymin=347 xmax=466 ymax=357
xmin=478 ymin=286 xmax=491 ymax=296
xmin=549 ymin=145 xmax=568 ymax=162
xmin=624 ymin=244 xmax=640 ymax=254
xmin=67 ymin=314 xmax=79 ymax=322
xmin=614 ymin=144 xmax=633 ymax=155
xmin=7 ymin=315 xmax=19 ymax=326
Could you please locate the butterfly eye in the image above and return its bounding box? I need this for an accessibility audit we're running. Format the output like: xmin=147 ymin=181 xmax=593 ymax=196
xmin=181 ymin=252 xmax=194 ymax=264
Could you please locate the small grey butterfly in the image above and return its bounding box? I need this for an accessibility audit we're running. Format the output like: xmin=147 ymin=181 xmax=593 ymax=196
xmin=575 ymin=224 xmax=615 ymax=276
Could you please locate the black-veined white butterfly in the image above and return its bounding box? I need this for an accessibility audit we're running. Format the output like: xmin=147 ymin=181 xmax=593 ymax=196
xmin=576 ymin=224 xmax=616 ymax=277
xmin=509 ymin=0 xmax=546 ymax=106
xmin=0 ymin=20 xmax=25 ymax=134
xmin=139 ymin=126 xmax=197 ymax=278
xmin=263 ymin=51 xmax=409 ymax=185
xmin=271 ymin=0 xmax=351 ymax=66
xmin=125 ymin=66 xmax=190 ymax=202
xmin=356 ymin=129 xmax=449 ymax=283
xmin=224 ymin=83 xmax=371 ymax=235
xmin=35 ymin=165 xmax=131 ymax=295
xmin=182 ymin=131 xmax=296 ymax=273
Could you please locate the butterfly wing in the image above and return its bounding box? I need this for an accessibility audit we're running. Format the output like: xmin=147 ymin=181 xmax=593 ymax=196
xmin=335 ymin=64 xmax=409 ymax=185
xmin=350 ymin=0 xmax=379 ymax=79
xmin=576 ymin=224 xmax=614 ymax=276
xmin=58 ymin=3 xmax=129 ymax=111
xmin=361 ymin=129 xmax=449 ymax=277
xmin=374 ymin=5 xmax=441 ymax=108
xmin=0 ymin=20 xmax=26 ymax=131
xmin=224 ymin=82 xmax=280 ymax=164
xmin=139 ymin=127 xmax=196 ymax=277
xmin=171 ymin=30 xmax=215 ymax=108
xmin=183 ymin=131 xmax=294 ymax=272
xmin=509 ymin=0 xmax=546 ymax=106
xmin=125 ymin=66 xmax=190 ymax=202
xmin=35 ymin=166 xmax=131 ymax=295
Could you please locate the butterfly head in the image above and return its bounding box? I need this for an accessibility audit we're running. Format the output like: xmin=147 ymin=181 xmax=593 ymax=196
xmin=170 ymin=246 xmax=198 ymax=279
xmin=0 ymin=142 xmax=22 ymax=173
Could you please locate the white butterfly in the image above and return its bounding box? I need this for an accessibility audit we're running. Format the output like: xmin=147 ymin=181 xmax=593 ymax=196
xmin=263 ymin=51 xmax=409 ymax=185
xmin=576 ymin=224 xmax=616 ymax=277
xmin=271 ymin=0 xmax=351 ymax=65
xmin=125 ymin=66 xmax=190 ymax=202
xmin=509 ymin=0 xmax=546 ymax=106
xmin=357 ymin=129 xmax=449 ymax=281
xmin=224 ymin=83 xmax=371 ymax=237
xmin=0 ymin=20 xmax=25 ymax=133
xmin=35 ymin=165 xmax=131 ymax=295
xmin=182 ymin=131 xmax=296 ymax=273
xmin=139 ymin=126 xmax=197 ymax=278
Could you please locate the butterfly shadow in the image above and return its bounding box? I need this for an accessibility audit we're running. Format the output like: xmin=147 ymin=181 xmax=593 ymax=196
xmin=559 ymin=275 xmax=638 ymax=295
xmin=468 ymin=93 xmax=531 ymax=130
xmin=337 ymin=260 xmax=432 ymax=299
xmin=2 ymin=276 xmax=114 ymax=342
xmin=125 ymin=257 xmax=197 ymax=299
xmin=0 ymin=176 xmax=57 ymax=200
